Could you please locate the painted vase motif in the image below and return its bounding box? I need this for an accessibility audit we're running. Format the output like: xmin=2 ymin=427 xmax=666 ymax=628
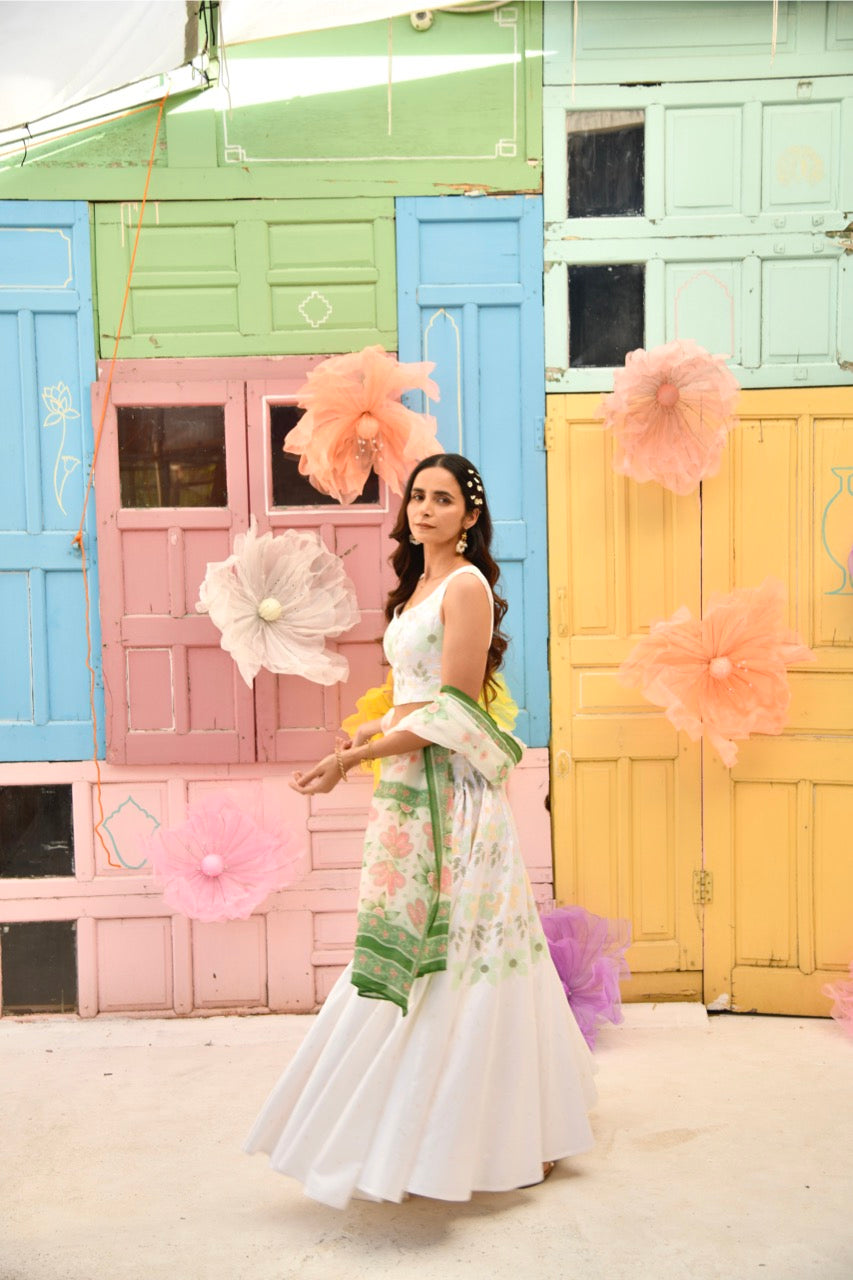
xmin=821 ymin=467 xmax=853 ymax=595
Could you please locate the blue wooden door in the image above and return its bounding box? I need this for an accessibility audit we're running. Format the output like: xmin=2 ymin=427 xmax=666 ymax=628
xmin=0 ymin=201 xmax=103 ymax=760
xmin=396 ymin=196 xmax=548 ymax=746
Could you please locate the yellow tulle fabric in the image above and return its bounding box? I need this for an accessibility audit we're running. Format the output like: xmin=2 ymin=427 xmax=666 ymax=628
xmin=342 ymin=673 xmax=520 ymax=783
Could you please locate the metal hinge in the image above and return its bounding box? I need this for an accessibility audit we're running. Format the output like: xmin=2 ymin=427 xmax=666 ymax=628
xmin=693 ymin=870 xmax=713 ymax=905
xmin=826 ymin=222 xmax=853 ymax=254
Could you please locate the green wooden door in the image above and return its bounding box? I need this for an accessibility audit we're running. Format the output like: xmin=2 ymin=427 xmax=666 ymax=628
xmin=94 ymin=199 xmax=397 ymax=358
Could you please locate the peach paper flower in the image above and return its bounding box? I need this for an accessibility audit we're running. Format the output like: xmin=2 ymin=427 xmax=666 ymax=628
xmin=620 ymin=578 xmax=814 ymax=766
xmin=599 ymin=339 xmax=740 ymax=494
xmin=284 ymin=345 xmax=441 ymax=503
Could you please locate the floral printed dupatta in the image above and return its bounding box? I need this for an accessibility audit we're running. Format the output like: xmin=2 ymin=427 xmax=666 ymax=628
xmin=351 ymin=686 xmax=523 ymax=1014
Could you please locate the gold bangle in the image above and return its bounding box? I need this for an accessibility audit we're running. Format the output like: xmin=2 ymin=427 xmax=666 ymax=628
xmin=335 ymin=746 xmax=348 ymax=782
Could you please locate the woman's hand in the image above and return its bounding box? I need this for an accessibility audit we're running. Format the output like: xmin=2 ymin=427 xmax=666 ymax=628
xmin=351 ymin=719 xmax=383 ymax=749
xmin=289 ymin=753 xmax=342 ymax=795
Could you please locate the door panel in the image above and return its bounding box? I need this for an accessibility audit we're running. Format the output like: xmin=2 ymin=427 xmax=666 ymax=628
xmin=544 ymin=75 xmax=853 ymax=391
xmin=546 ymin=394 xmax=703 ymax=999
xmin=93 ymin=376 xmax=255 ymax=765
xmin=397 ymin=195 xmax=549 ymax=746
xmin=245 ymin=379 xmax=397 ymax=765
xmin=549 ymin=387 xmax=853 ymax=1009
xmin=94 ymin=200 xmax=397 ymax=358
xmin=0 ymin=200 xmax=103 ymax=761
xmin=703 ymin=388 xmax=853 ymax=1014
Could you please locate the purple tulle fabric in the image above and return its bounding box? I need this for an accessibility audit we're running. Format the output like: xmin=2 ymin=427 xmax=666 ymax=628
xmin=540 ymin=906 xmax=632 ymax=1050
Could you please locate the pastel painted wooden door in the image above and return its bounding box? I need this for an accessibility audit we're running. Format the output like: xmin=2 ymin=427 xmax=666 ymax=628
xmin=245 ymin=378 xmax=397 ymax=764
xmin=548 ymin=388 xmax=853 ymax=1013
xmin=0 ymin=200 xmax=103 ymax=761
xmin=703 ymin=388 xmax=853 ymax=1015
xmin=93 ymin=373 xmax=255 ymax=764
xmin=396 ymin=195 xmax=549 ymax=746
xmin=95 ymin=358 xmax=395 ymax=766
xmin=546 ymin=393 xmax=704 ymax=1001
xmin=93 ymin=200 xmax=397 ymax=358
xmin=544 ymin=75 xmax=853 ymax=392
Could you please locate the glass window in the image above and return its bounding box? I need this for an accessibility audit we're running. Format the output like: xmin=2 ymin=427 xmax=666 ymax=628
xmin=568 ymin=264 xmax=645 ymax=368
xmin=118 ymin=405 xmax=227 ymax=508
xmin=0 ymin=785 xmax=74 ymax=877
xmin=567 ymin=111 xmax=644 ymax=218
xmin=269 ymin=404 xmax=380 ymax=507
xmin=0 ymin=920 xmax=77 ymax=1013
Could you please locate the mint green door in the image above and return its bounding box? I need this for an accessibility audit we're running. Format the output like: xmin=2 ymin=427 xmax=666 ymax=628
xmin=544 ymin=74 xmax=853 ymax=390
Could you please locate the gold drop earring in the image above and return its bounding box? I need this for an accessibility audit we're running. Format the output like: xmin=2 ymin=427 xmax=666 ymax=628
xmin=455 ymin=529 xmax=468 ymax=554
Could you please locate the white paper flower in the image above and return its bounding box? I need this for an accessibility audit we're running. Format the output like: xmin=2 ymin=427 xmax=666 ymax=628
xmin=196 ymin=519 xmax=359 ymax=686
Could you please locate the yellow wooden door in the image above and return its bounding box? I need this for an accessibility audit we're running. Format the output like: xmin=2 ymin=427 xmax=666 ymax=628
xmin=547 ymin=388 xmax=853 ymax=1013
xmin=703 ymin=388 xmax=853 ymax=1015
xmin=546 ymin=394 xmax=703 ymax=1001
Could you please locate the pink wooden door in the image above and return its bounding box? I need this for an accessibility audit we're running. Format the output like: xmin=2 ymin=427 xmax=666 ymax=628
xmin=94 ymin=375 xmax=255 ymax=764
xmin=246 ymin=378 xmax=396 ymax=763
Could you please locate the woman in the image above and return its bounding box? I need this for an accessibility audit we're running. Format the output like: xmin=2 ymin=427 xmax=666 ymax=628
xmin=244 ymin=454 xmax=596 ymax=1207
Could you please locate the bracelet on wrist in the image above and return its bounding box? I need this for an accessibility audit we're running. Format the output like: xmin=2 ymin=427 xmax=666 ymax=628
xmin=335 ymin=745 xmax=348 ymax=782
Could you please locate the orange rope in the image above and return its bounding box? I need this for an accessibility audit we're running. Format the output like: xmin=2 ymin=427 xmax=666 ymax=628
xmin=73 ymin=90 xmax=169 ymax=868
xmin=1 ymin=100 xmax=160 ymax=164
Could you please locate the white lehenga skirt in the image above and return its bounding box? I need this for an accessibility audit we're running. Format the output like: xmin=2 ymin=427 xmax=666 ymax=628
xmin=243 ymin=759 xmax=597 ymax=1209
xmin=243 ymin=958 xmax=596 ymax=1208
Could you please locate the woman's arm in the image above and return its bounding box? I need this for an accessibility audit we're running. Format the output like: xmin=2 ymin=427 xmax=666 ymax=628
xmin=439 ymin=572 xmax=492 ymax=699
xmin=289 ymin=574 xmax=492 ymax=795
xmin=288 ymin=728 xmax=430 ymax=795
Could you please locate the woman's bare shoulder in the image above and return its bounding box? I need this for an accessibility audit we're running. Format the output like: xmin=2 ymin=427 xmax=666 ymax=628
xmin=442 ymin=569 xmax=492 ymax=617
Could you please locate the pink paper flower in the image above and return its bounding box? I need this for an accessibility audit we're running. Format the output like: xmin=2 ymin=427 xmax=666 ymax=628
xmin=284 ymin=345 xmax=441 ymax=503
xmin=599 ymin=339 xmax=740 ymax=494
xmin=146 ymin=795 xmax=303 ymax=922
xmin=823 ymin=963 xmax=853 ymax=1039
xmin=540 ymin=906 xmax=631 ymax=1050
xmin=196 ymin=518 xmax=359 ymax=687
xmin=620 ymin=578 xmax=814 ymax=766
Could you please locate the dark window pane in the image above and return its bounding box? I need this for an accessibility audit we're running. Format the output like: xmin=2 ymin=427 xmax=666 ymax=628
xmin=0 ymin=785 xmax=74 ymax=878
xmin=269 ymin=404 xmax=379 ymax=507
xmin=1 ymin=920 xmax=77 ymax=1013
xmin=569 ymin=264 xmax=645 ymax=368
xmin=567 ymin=111 xmax=644 ymax=217
xmin=118 ymin=405 xmax=227 ymax=508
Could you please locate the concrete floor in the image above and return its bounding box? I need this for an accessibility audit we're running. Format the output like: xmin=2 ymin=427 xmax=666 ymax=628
xmin=1 ymin=1004 xmax=851 ymax=1280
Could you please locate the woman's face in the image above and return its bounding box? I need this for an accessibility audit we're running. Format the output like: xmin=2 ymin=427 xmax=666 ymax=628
xmin=407 ymin=466 xmax=476 ymax=550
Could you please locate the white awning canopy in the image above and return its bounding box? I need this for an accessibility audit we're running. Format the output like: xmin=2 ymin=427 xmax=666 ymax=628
xmin=0 ymin=0 xmax=460 ymax=136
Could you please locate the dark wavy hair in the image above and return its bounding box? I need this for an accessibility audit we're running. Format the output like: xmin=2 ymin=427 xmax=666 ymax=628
xmin=386 ymin=453 xmax=508 ymax=706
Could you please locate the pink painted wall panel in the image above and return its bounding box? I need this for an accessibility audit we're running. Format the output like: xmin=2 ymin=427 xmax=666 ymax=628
xmin=192 ymin=917 xmax=267 ymax=1008
xmin=121 ymin=531 xmax=171 ymax=615
xmin=94 ymin=369 xmax=253 ymax=765
xmin=187 ymin=647 xmax=238 ymax=732
xmin=311 ymin=830 xmax=366 ymax=871
xmin=270 ymin=670 xmax=326 ymax=732
xmin=182 ymin=528 xmax=234 ymax=614
xmin=315 ymin=965 xmax=346 ymax=1003
xmin=314 ymin=911 xmax=357 ymax=948
xmin=126 ymin=650 xmax=174 ymax=730
xmin=0 ymin=752 xmax=555 ymax=1018
xmin=96 ymin=783 xmax=167 ymax=875
xmin=266 ymin=909 xmax=314 ymax=1012
xmin=96 ymin=917 xmax=173 ymax=1011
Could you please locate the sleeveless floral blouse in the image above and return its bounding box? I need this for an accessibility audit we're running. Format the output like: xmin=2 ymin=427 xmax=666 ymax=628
xmin=383 ymin=565 xmax=493 ymax=704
